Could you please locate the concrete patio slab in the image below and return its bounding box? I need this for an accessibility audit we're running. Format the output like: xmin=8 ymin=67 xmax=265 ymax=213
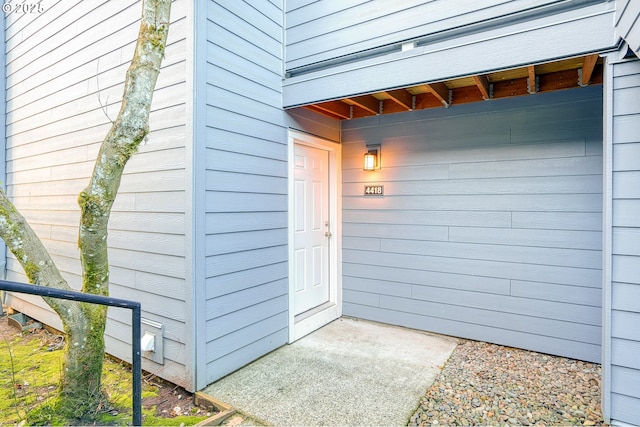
xmin=203 ymin=317 xmax=459 ymax=426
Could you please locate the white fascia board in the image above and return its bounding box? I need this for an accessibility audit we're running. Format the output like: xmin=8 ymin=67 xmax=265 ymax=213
xmin=283 ymin=3 xmax=617 ymax=108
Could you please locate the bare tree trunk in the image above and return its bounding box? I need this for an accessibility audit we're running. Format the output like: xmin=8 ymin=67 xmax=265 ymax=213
xmin=78 ymin=0 xmax=171 ymax=299
xmin=0 ymin=0 xmax=170 ymax=420
xmin=57 ymin=303 xmax=108 ymax=417
xmin=71 ymin=0 xmax=170 ymax=412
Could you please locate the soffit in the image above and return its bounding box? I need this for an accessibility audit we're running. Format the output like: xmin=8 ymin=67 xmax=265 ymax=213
xmin=300 ymin=54 xmax=603 ymax=120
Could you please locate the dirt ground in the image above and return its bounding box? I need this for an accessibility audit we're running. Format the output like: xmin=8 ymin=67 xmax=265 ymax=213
xmin=0 ymin=311 xmax=213 ymax=423
xmin=141 ymin=375 xmax=204 ymax=417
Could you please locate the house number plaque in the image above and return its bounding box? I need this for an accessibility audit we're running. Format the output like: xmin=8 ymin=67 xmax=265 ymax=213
xmin=364 ymin=185 xmax=384 ymax=196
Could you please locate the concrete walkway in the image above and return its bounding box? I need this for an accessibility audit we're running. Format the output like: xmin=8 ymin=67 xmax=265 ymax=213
xmin=203 ymin=317 xmax=458 ymax=426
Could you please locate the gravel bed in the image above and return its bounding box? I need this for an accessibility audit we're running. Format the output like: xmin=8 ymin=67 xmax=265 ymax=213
xmin=409 ymin=340 xmax=605 ymax=426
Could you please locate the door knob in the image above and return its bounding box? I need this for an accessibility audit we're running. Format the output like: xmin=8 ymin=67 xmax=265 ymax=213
xmin=325 ymin=231 xmax=332 ymax=238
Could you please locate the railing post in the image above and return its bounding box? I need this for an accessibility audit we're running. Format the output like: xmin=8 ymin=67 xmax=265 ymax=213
xmin=0 ymin=279 xmax=143 ymax=426
xmin=132 ymin=303 xmax=142 ymax=426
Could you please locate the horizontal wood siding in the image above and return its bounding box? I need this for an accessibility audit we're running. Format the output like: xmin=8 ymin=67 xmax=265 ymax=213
xmin=609 ymin=58 xmax=640 ymax=425
xmin=3 ymin=0 xmax=192 ymax=388
xmin=615 ymin=0 xmax=640 ymax=55
xmin=341 ymin=87 xmax=603 ymax=362
xmin=204 ymin=0 xmax=288 ymax=384
xmin=286 ymin=0 xmax=605 ymax=71
xmin=286 ymin=108 xmax=341 ymax=142
xmin=0 ymin=11 xmax=5 ymax=272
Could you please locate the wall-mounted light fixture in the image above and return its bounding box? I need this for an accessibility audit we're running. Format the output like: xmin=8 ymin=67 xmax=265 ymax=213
xmin=363 ymin=144 xmax=381 ymax=171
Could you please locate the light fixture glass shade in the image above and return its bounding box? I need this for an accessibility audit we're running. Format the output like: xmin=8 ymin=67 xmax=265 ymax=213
xmin=363 ymin=152 xmax=376 ymax=170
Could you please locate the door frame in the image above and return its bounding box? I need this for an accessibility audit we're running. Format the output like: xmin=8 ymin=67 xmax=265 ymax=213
xmin=288 ymin=130 xmax=342 ymax=342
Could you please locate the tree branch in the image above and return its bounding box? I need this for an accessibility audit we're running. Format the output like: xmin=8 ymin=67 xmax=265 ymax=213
xmin=0 ymin=188 xmax=82 ymax=323
xmin=78 ymin=0 xmax=171 ymax=296
xmin=96 ymin=58 xmax=114 ymax=124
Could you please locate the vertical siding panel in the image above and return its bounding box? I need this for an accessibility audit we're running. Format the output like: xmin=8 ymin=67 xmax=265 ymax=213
xmin=204 ymin=0 xmax=288 ymax=384
xmin=341 ymin=87 xmax=603 ymax=363
xmin=608 ymin=57 xmax=640 ymax=426
xmin=3 ymin=0 xmax=191 ymax=389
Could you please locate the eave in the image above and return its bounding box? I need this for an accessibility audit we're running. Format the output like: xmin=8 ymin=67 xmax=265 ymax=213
xmin=299 ymin=55 xmax=603 ymax=120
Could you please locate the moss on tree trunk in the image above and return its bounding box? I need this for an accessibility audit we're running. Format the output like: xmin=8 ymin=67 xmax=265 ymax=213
xmin=56 ymin=304 xmax=108 ymax=418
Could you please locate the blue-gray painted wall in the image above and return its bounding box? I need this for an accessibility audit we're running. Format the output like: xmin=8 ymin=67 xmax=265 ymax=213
xmin=203 ymin=0 xmax=289 ymax=385
xmin=286 ymin=108 xmax=341 ymax=143
xmin=3 ymin=0 xmax=192 ymax=388
xmin=285 ymin=0 xmax=607 ymax=72
xmin=0 ymin=10 xmax=5 ymax=275
xmin=608 ymin=58 xmax=640 ymax=426
xmin=341 ymin=86 xmax=603 ymax=363
xmin=616 ymin=0 xmax=640 ymax=54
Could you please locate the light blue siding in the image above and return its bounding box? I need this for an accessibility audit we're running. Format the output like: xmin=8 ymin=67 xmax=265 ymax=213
xmin=608 ymin=58 xmax=640 ymax=426
xmin=341 ymin=87 xmax=603 ymax=363
xmin=286 ymin=0 xmax=607 ymax=71
xmin=203 ymin=0 xmax=288 ymax=385
xmin=615 ymin=0 xmax=640 ymax=54
xmin=0 ymin=10 xmax=5 ymax=272
xmin=286 ymin=108 xmax=341 ymax=142
xmin=3 ymin=0 xmax=192 ymax=388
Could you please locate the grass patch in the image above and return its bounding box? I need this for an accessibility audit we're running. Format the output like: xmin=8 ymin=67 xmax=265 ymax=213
xmin=0 ymin=318 xmax=214 ymax=425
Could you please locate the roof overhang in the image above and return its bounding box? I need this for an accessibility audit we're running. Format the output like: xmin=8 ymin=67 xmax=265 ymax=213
xmin=283 ymin=2 xmax=617 ymax=112
xmin=297 ymin=54 xmax=604 ymax=120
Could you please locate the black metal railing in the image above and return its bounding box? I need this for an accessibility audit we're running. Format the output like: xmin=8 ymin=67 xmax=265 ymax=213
xmin=0 ymin=279 xmax=142 ymax=426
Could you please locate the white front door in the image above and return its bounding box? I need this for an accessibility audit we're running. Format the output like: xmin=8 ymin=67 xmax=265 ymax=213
xmin=293 ymin=143 xmax=330 ymax=315
xmin=288 ymin=131 xmax=341 ymax=342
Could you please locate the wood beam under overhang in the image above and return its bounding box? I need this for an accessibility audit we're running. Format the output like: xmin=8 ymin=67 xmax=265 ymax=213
xmin=425 ymin=82 xmax=450 ymax=107
xmin=527 ymin=65 xmax=537 ymax=94
xmin=305 ymin=100 xmax=351 ymax=119
xmin=343 ymin=95 xmax=379 ymax=115
xmin=381 ymin=89 xmax=412 ymax=111
xmin=472 ymin=75 xmax=491 ymax=100
xmin=296 ymin=57 xmax=604 ymax=120
xmin=580 ymin=54 xmax=599 ymax=86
